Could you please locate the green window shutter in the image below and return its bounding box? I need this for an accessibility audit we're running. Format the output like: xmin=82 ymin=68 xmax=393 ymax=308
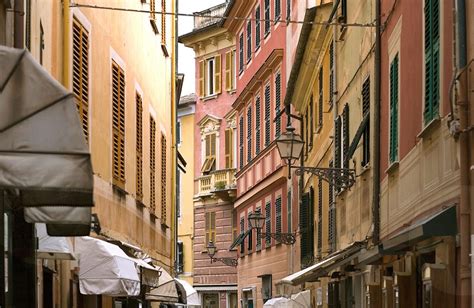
xmin=390 ymin=55 xmax=399 ymax=163
xmin=300 ymin=192 xmax=310 ymax=268
xmin=256 ymin=96 xmax=261 ymax=154
xmin=239 ymin=116 xmax=244 ymax=169
xmin=265 ymin=201 xmax=272 ymax=246
xmin=424 ymin=0 xmax=440 ymax=124
xmin=275 ymin=196 xmax=282 ymax=235
xmin=247 ymin=106 xmax=252 ymax=162
xmin=240 ymin=217 xmax=245 ymax=253
xmin=275 ymin=73 xmax=282 ymax=138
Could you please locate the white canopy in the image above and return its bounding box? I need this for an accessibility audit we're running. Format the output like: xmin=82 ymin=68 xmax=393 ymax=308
xmin=76 ymin=237 xmax=140 ymax=297
xmin=0 ymin=46 xmax=93 ymax=236
xmin=36 ymin=223 xmax=75 ymax=260
xmin=263 ymin=297 xmax=291 ymax=307
xmin=291 ymin=290 xmax=311 ymax=307
xmin=175 ymin=279 xmax=201 ymax=306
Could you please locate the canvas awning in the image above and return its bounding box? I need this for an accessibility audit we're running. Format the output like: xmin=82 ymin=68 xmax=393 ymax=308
xmin=36 ymin=223 xmax=75 ymax=260
xmin=263 ymin=297 xmax=291 ymax=307
xmin=280 ymin=241 xmax=364 ymax=285
xmin=133 ymin=258 xmax=161 ymax=288
xmin=76 ymin=237 xmax=140 ymax=297
xmin=146 ymin=267 xmax=179 ymax=303
xmin=175 ymin=279 xmax=200 ymax=306
xmin=0 ymin=46 xmax=93 ymax=236
xmin=382 ymin=206 xmax=457 ymax=253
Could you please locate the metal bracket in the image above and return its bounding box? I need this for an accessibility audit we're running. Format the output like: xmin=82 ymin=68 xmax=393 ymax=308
xmin=210 ymin=257 xmax=238 ymax=267
xmin=292 ymin=166 xmax=356 ymax=190
xmin=263 ymin=232 xmax=297 ymax=245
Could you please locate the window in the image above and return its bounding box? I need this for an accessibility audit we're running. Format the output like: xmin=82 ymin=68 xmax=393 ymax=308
xmin=247 ymin=106 xmax=252 ymax=162
xmin=275 ymin=73 xmax=282 ymax=137
xmin=225 ymin=50 xmax=236 ymax=91
xmin=329 ymin=41 xmax=334 ymax=106
xmin=275 ymin=196 xmax=282 ymax=235
xmin=161 ymin=0 xmax=166 ymax=44
xmin=201 ymin=134 xmax=216 ymax=173
xmin=309 ymin=95 xmax=314 ymax=149
xmin=240 ymin=216 xmax=245 ymax=253
xmin=232 ymin=211 xmax=238 ymax=241
xmin=161 ymin=134 xmax=167 ymax=222
xmin=275 ymin=0 xmax=281 ymax=21
xmin=255 ymin=96 xmax=261 ymax=154
xmin=176 ymin=241 xmax=184 ymax=274
xmin=205 ymin=212 xmax=216 ymax=244
xmin=317 ymin=179 xmax=323 ymax=256
xmin=261 ymin=275 xmax=272 ymax=302
xmin=239 ymin=116 xmax=244 ymax=169
xmin=265 ymin=201 xmax=271 ymax=246
xmin=225 ymin=129 xmax=234 ymax=168
xmin=247 ymin=211 xmax=253 ymax=251
xmin=264 ymin=0 xmax=270 ymax=36
xmin=287 ymin=189 xmax=292 ymax=233
xmin=255 ymin=6 xmax=261 ymax=50
xmin=150 ymin=117 xmax=156 ymax=212
xmin=264 ymin=84 xmax=271 ymax=146
xmin=342 ymin=104 xmax=349 ymax=169
xmin=176 ymin=120 xmax=181 ymax=145
xmin=424 ymin=0 xmax=440 ymax=124
xmin=361 ymin=77 xmax=370 ymax=167
xmin=239 ymin=33 xmax=244 ymax=74
xmin=136 ymin=93 xmax=144 ymax=201
xmin=112 ymin=61 xmax=126 ymax=189
xmin=198 ymin=55 xmax=221 ymax=97
xmin=334 ymin=116 xmax=341 ymax=170
xmin=318 ymin=68 xmax=323 ymax=128
xmin=256 ymin=208 xmax=262 ymax=250
xmin=246 ymin=21 xmax=252 ymax=63
xmin=72 ymin=18 xmax=89 ymax=142
xmin=300 ymin=188 xmax=314 ymax=268
xmin=390 ymin=54 xmax=399 ymax=163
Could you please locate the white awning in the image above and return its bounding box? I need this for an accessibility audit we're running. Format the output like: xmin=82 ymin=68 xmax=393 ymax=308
xmin=146 ymin=268 xmax=179 ymax=303
xmin=175 ymin=279 xmax=201 ymax=306
xmin=263 ymin=297 xmax=291 ymax=307
xmin=76 ymin=237 xmax=140 ymax=297
xmin=133 ymin=258 xmax=161 ymax=288
xmin=36 ymin=223 xmax=75 ymax=260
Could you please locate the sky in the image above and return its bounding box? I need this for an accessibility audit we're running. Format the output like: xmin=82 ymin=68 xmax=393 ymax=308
xmin=178 ymin=0 xmax=224 ymax=97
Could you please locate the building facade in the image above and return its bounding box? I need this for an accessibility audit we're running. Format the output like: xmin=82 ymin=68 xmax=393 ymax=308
xmin=179 ymin=3 xmax=239 ymax=307
xmin=1 ymin=0 xmax=177 ymax=307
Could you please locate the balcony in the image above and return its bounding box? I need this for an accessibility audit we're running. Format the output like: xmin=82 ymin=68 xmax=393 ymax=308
xmin=193 ymin=2 xmax=228 ymax=30
xmin=196 ymin=169 xmax=236 ymax=201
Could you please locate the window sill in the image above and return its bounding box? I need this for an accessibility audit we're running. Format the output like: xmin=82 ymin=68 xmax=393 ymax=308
xmin=417 ymin=117 xmax=441 ymax=139
xmin=227 ymin=89 xmax=236 ymax=95
xmin=112 ymin=183 xmax=127 ymax=196
xmin=202 ymin=94 xmax=218 ymax=102
xmin=161 ymin=43 xmax=169 ymax=57
xmin=150 ymin=19 xmax=159 ymax=35
xmin=316 ymin=125 xmax=322 ymax=134
xmin=359 ymin=163 xmax=371 ymax=176
xmin=385 ymin=161 xmax=399 ymax=174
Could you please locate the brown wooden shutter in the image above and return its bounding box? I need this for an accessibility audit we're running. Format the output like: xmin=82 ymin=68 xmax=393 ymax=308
xmin=161 ymin=134 xmax=167 ymax=223
xmin=150 ymin=117 xmax=156 ymax=212
xmin=210 ymin=212 xmax=216 ymax=243
xmin=136 ymin=93 xmax=143 ymax=201
xmin=161 ymin=0 xmax=166 ymax=44
xmin=72 ymin=18 xmax=89 ymax=142
xmin=199 ymin=60 xmax=205 ymax=97
xmin=150 ymin=0 xmax=156 ymax=20
xmin=225 ymin=129 xmax=233 ymax=168
xmin=112 ymin=62 xmax=126 ymax=189
xmin=214 ymin=54 xmax=222 ymax=94
xmin=225 ymin=51 xmax=232 ymax=91
xmin=205 ymin=212 xmax=210 ymax=244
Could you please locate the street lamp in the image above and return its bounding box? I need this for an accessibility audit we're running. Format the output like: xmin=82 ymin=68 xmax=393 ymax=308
xmin=248 ymin=210 xmax=296 ymax=245
xmin=206 ymin=241 xmax=238 ymax=267
xmin=275 ymin=123 xmax=356 ymax=190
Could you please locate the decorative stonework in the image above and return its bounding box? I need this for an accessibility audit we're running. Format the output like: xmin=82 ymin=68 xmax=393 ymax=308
xmin=224 ymin=110 xmax=237 ymax=129
xmin=198 ymin=114 xmax=221 ymax=135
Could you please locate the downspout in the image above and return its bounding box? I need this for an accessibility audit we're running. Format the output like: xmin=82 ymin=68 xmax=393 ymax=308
xmin=171 ymin=0 xmax=177 ymax=277
xmin=372 ymin=0 xmax=381 ymax=244
xmin=455 ymin=0 xmax=471 ymax=307
xmin=332 ymin=16 xmax=337 ymax=252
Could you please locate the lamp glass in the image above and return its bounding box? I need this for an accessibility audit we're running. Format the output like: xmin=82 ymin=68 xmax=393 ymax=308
xmin=248 ymin=210 xmax=265 ymax=230
xmin=206 ymin=241 xmax=217 ymax=258
xmin=276 ymin=126 xmax=304 ymax=164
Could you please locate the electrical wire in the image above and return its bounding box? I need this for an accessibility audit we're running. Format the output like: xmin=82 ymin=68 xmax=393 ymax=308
xmin=70 ymin=2 xmax=376 ymax=28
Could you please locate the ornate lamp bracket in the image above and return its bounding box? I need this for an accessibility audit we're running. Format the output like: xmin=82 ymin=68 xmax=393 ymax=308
xmin=293 ymin=166 xmax=356 ymax=190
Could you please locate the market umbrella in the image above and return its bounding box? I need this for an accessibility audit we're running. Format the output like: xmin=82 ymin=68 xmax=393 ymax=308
xmin=0 ymin=46 xmax=93 ymax=235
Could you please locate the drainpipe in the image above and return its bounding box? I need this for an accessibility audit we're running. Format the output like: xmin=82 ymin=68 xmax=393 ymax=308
xmin=455 ymin=0 xmax=471 ymax=307
xmin=171 ymin=0 xmax=178 ymax=277
xmin=372 ymin=0 xmax=381 ymax=245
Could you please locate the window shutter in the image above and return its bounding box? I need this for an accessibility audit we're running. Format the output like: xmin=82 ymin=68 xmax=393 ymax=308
xmin=214 ymin=54 xmax=222 ymax=94
xmin=265 ymin=201 xmax=271 ymax=246
xmin=265 ymin=84 xmax=271 ymax=146
xmin=247 ymin=212 xmax=253 ymax=251
xmin=206 ymin=212 xmax=210 ymax=244
xmin=199 ymin=60 xmax=205 ymax=97
xmin=319 ymin=68 xmax=323 ymax=127
xmin=309 ymin=95 xmax=314 ymax=147
xmin=161 ymin=134 xmax=167 ymax=222
xmin=240 ymin=217 xmax=245 ymax=253
xmin=390 ymin=55 xmax=399 ymax=163
xmin=317 ymin=179 xmax=323 ymax=256
xmin=210 ymin=212 xmax=216 ymax=243
xmin=424 ymin=0 xmax=440 ymax=124
xmin=275 ymin=73 xmax=282 ymax=137
xmin=247 ymin=106 xmax=252 ymax=162
xmin=276 ymin=196 xmax=282 ymax=235
xmin=225 ymin=51 xmax=232 ymax=91
xmin=112 ymin=62 xmax=126 ymax=189
xmin=177 ymin=242 xmax=184 ymax=273
xmin=286 ymin=0 xmax=291 ymax=21
xmin=287 ymin=189 xmax=292 ymax=233
xmin=150 ymin=117 xmax=156 ymax=212
xmin=255 ymin=96 xmax=261 ymax=154
xmin=343 ymin=104 xmax=349 ymax=169
xmin=225 ymin=129 xmax=233 ymax=168
xmin=334 ymin=116 xmax=341 ymax=169
xmin=72 ymin=18 xmax=89 ymax=142
xmin=362 ymin=77 xmax=370 ymax=166
xmin=239 ymin=34 xmax=244 ymax=74
xmin=161 ymin=0 xmax=166 ymax=44
xmin=239 ymin=116 xmax=244 ymax=169
xmin=247 ymin=21 xmax=252 ymax=62
xmin=300 ymin=192 xmax=311 ymax=268
xmin=328 ymin=160 xmax=336 ymax=252
xmin=275 ymin=0 xmax=281 ymax=19
xmin=256 ymin=209 xmax=262 ymax=250
xmin=136 ymin=94 xmax=143 ymax=201
xmin=264 ymin=0 xmax=270 ymax=35
xmin=255 ymin=7 xmax=261 ymax=49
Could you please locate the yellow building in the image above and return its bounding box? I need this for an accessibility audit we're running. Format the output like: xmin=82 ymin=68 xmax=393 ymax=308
xmin=1 ymin=0 xmax=178 ymax=307
xmin=177 ymin=93 xmax=197 ymax=285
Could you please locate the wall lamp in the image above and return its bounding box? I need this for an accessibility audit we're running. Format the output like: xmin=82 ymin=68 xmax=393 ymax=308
xmin=206 ymin=241 xmax=238 ymax=267
xmin=248 ymin=210 xmax=296 ymax=245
